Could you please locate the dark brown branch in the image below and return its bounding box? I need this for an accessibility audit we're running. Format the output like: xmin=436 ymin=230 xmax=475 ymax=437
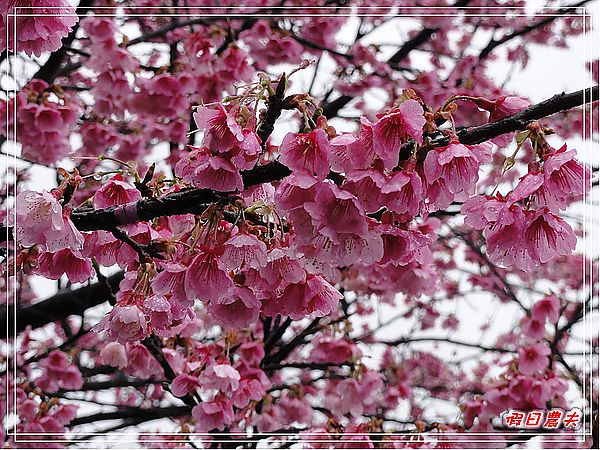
xmin=73 ymin=85 xmax=598 ymax=233
xmin=1 ymin=271 xmax=124 ymax=336
xmin=378 ymin=336 xmax=517 ymax=353
xmin=68 ymin=161 xmax=290 ymax=232
xmin=265 ymin=317 xmax=324 ymax=366
xmin=126 ymin=18 xmax=210 ymax=46
xmin=32 ymin=0 xmax=95 ymax=83
xmin=256 ymin=75 xmax=288 ymax=146
xmin=478 ymin=0 xmax=591 ymax=60
xmin=263 ymin=317 xmax=293 ymax=355
xmin=398 ymin=84 xmax=600 ymax=160
xmin=68 ymin=405 xmax=190 ymax=427
xmin=1 ymin=87 xmax=597 ymax=335
xmin=61 ymin=378 xmax=166 ymax=392
xmin=455 ymin=85 xmax=599 ymax=145
xmin=141 ymin=334 xmax=198 ymax=409
xmin=322 ymin=0 xmax=471 ymax=118
xmin=264 ymin=361 xmax=351 ymax=370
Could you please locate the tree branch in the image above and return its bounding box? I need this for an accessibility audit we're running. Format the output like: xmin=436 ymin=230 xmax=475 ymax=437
xmin=322 ymin=0 xmax=471 ymax=118
xmin=2 ymin=86 xmax=597 ymax=334
xmin=398 ymin=84 xmax=599 ymax=160
xmin=478 ymin=0 xmax=591 ymax=60
xmin=73 ymin=84 xmax=600 ymax=232
xmin=377 ymin=336 xmax=517 ymax=353
xmin=68 ymin=405 xmax=190 ymax=427
xmin=1 ymin=271 xmax=124 ymax=335
xmin=32 ymin=0 xmax=95 ymax=83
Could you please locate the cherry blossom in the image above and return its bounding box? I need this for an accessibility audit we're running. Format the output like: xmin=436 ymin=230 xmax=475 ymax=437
xmin=2 ymin=3 xmax=597 ymax=447
xmin=1 ymin=0 xmax=78 ymax=57
xmin=518 ymin=343 xmax=552 ymax=376
xmin=279 ymin=129 xmax=332 ymax=181
xmin=15 ymin=190 xmax=83 ymax=252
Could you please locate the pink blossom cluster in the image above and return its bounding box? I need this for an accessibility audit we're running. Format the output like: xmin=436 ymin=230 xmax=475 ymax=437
xmin=0 ymin=0 xmax=77 ymax=57
xmin=12 ymin=384 xmax=78 ymax=449
xmin=462 ymin=144 xmax=591 ymax=271
xmin=2 ymin=3 xmax=597 ymax=446
xmin=0 ymin=80 xmax=80 ymax=165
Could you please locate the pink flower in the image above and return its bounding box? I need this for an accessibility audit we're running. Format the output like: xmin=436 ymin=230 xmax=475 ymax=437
xmin=462 ymin=399 xmax=482 ymax=428
xmin=305 ymin=275 xmax=344 ymax=317
xmin=423 ymin=176 xmax=455 ymax=211
xmin=278 ymin=129 xmax=332 ymax=181
xmin=522 ymin=317 xmax=546 ymax=340
xmin=143 ymin=295 xmax=172 ymax=330
xmin=329 ymin=134 xmax=358 ymax=173
xmin=540 ymin=147 xmax=592 ymax=211
xmin=277 ymin=396 xmax=313 ymax=425
xmin=342 ymin=169 xmax=386 ymax=213
xmin=372 ymin=100 xmax=426 ymax=169
xmin=532 ymin=295 xmax=561 ymax=324
xmin=131 ymin=74 xmax=189 ymax=119
xmin=175 ymin=147 xmax=243 ymax=192
xmin=35 ymin=249 xmax=93 ymax=283
xmin=3 ymin=81 xmax=79 ymax=164
xmin=1 ymin=0 xmax=78 ymax=57
xmin=485 ymin=206 xmax=535 ymax=271
xmin=232 ymin=378 xmax=264 ymax=408
xmin=152 ymin=262 xmax=194 ymax=311
xmin=80 ymin=17 xmax=117 ymax=42
xmin=265 ymin=275 xmax=341 ymax=320
xmin=35 ymin=351 xmax=83 ymax=392
xmin=470 ymin=95 xmax=529 ymax=146
xmin=379 ymin=168 xmax=424 ymax=216
xmin=518 ymin=343 xmax=551 ymax=376
xmin=192 ymin=395 xmax=234 ymax=432
xmin=274 ymin=172 xmax=321 ymax=212
xmin=310 ymin=338 xmax=360 ymax=364
xmin=237 ymin=342 xmax=265 ymax=366
xmin=100 ymin=342 xmax=128 ymax=369
xmin=259 ymin=248 xmax=305 ymax=291
xmin=93 ymin=175 xmax=141 ymax=209
xmin=208 ymin=285 xmax=261 ymax=328
xmin=461 ymin=195 xmax=505 ymax=230
xmin=378 ymin=225 xmax=430 ymax=266
xmin=346 ymin=118 xmax=377 ymax=169
xmin=489 ymin=96 xmax=530 ymax=122
xmin=240 ymin=21 xmax=303 ymax=69
xmin=124 ymin=343 xmax=164 ymax=379
xmin=199 ymin=363 xmax=240 ymax=391
xmin=482 ymin=388 xmax=513 ymax=417
xmin=523 ymin=209 xmax=576 ymax=265
xmin=80 ymin=122 xmax=120 ymax=156
xmin=194 ymin=104 xmax=244 ymax=152
xmin=424 ymin=142 xmax=480 ymax=197
xmin=171 ymin=374 xmax=201 ymax=398
xmin=301 ymin=228 xmax=384 ymax=267
xmin=226 ymin=128 xmax=262 ymax=171
xmin=15 ymin=190 xmax=83 ymax=252
xmin=507 ymin=172 xmax=544 ymax=204
xmin=97 ymin=305 xmax=148 ymax=344
xmin=325 ymin=371 xmax=383 ymax=417
xmin=185 ymin=250 xmax=234 ymax=304
xmin=53 ymin=404 xmax=78 ymax=425
xmin=221 ymin=233 xmax=268 ymax=270
xmin=304 ymin=182 xmax=368 ymax=236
